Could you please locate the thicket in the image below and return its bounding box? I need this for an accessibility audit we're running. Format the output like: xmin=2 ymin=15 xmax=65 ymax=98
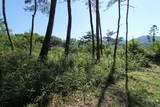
xmin=0 ymin=34 xmax=159 ymax=107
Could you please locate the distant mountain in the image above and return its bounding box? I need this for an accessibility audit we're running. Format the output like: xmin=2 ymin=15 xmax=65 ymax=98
xmin=134 ymin=36 xmax=160 ymax=43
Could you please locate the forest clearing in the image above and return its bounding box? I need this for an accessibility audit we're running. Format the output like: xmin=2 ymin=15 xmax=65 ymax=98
xmin=0 ymin=0 xmax=160 ymax=107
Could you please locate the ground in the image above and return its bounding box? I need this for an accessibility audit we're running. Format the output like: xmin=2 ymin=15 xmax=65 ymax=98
xmin=47 ymin=64 xmax=160 ymax=107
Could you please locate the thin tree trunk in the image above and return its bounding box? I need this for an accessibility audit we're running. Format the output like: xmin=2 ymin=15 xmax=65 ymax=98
xmin=97 ymin=0 xmax=121 ymax=106
xmin=153 ymin=32 xmax=155 ymax=42
xmin=39 ymin=0 xmax=57 ymax=60
xmin=125 ymin=0 xmax=130 ymax=106
xmin=0 ymin=69 xmax=2 ymax=78
xmin=2 ymin=0 xmax=14 ymax=50
xmin=96 ymin=0 xmax=100 ymax=60
xmin=88 ymin=0 xmax=95 ymax=57
xmin=112 ymin=0 xmax=121 ymax=73
xmin=98 ymin=11 xmax=103 ymax=55
xmin=29 ymin=0 xmax=37 ymax=56
xmin=65 ymin=0 xmax=72 ymax=56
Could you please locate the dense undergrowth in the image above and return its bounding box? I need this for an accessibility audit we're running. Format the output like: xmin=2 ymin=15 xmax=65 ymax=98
xmin=0 ymin=34 xmax=160 ymax=107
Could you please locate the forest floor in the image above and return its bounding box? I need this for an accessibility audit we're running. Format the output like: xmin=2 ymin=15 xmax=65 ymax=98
xmin=47 ymin=64 xmax=160 ymax=107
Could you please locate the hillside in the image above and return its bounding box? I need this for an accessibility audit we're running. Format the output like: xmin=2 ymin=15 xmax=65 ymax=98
xmin=45 ymin=64 xmax=160 ymax=107
xmin=1 ymin=33 xmax=160 ymax=107
xmin=135 ymin=36 xmax=160 ymax=43
xmin=1 ymin=0 xmax=160 ymax=107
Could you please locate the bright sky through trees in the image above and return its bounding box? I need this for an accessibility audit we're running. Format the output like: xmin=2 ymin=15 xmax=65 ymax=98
xmin=0 ymin=0 xmax=160 ymax=40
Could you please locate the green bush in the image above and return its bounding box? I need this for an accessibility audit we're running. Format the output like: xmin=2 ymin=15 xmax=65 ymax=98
xmin=0 ymin=35 xmax=11 ymax=51
xmin=127 ymin=40 xmax=146 ymax=55
xmin=0 ymin=51 xmax=104 ymax=107
xmin=128 ymin=53 xmax=151 ymax=70
xmin=0 ymin=33 xmax=154 ymax=107
xmin=0 ymin=60 xmax=54 ymax=107
xmin=149 ymin=40 xmax=160 ymax=58
xmin=104 ymin=45 xmax=113 ymax=56
xmin=0 ymin=51 xmax=29 ymax=75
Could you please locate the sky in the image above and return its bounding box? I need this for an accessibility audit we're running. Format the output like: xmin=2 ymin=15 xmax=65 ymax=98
xmin=0 ymin=0 xmax=160 ymax=40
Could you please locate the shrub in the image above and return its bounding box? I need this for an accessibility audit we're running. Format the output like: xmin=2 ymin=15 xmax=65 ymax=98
xmin=127 ymin=40 xmax=146 ymax=55
xmin=104 ymin=45 xmax=113 ymax=56
xmin=128 ymin=53 xmax=151 ymax=71
xmin=0 ymin=51 xmax=94 ymax=107
xmin=0 ymin=51 xmax=29 ymax=75
xmin=149 ymin=40 xmax=160 ymax=58
xmin=0 ymin=56 xmax=55 ymax=107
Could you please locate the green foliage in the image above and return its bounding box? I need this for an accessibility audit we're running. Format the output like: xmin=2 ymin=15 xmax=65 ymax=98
xmin=80 ymin=32 xmax=93 ymax=44
xmin=129 ymin=68 xmax=160 ymax=107
xmin=24 ymin=0 xmax=50 ymax=14
xmin=127 ymin=40 xmax=146 ymax=55
xmin=148 ymin=25 xmax=159 ymax=42
xmin=0 ymin=50 xmax=106 ymax=107
xmin=149 ymin=40 xmax=160 ymax=57
xmin=0 ymin=35 xmax=11 ymax=51
xmin=50 ymin=36 xmax=64 ymax=47
xmin=0 ymin=51 xmax=28 ymax=74
xmin=104 ymin=45 xmax=113 ymax=56
xmin=128 ymin=53 xmax=151 ymax=70
xmin=0 ymin=33 xmax=158 ymax=107
xmin=0 ymin=33 xmax=43 ymax=53
xmin=0 ymin=56 xmax=53 ymax=106
xmin=13 ymin=33 xmax=42 ymax=51
xmin=0 ymin=18 xmax=5 ymax=35
xmin=76 ymin=42 xmax=93 ymax=54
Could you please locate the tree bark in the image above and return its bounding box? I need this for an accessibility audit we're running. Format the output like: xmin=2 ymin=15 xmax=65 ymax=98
xmin=65 ymin=0 xmax=72 ymax=56
xmin=29 ymin=0 xmax=37 ymax=56
xmin=96 ymin=0 xmax=100 ymax=60
xmin=98 ymin=11 xmax=103 ymax=55
xmin=97 ymin=0 xmax=121 ymax=106
xmin=2 ymin=0 xmax=14 ymax=50
xmin=39 ymin=0 xmax=57 ymax=60
xmin=112 ymin=0 xmax=121 ymax=71
xmin=88 ymin=0 xmax=95 ymax=57
xmin=125 ymin=0 xmax=130 ymax=106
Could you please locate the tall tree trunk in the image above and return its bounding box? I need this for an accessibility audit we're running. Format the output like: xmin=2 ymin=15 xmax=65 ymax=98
xmin=98 ymin=11 xmax=103 ymax=55
xmin=97 ymin=0 xmax=121 ymax=106
xmin=29 ymin=0 xmax=37 ymax=56
xmin=39 ymin=0 xmax=57 ymax=60
xmin=112 ymin=0 xmax=121 ymax=73
xmin=64 ymin=0 xmax=72 ymax=56
xmin=96 ymin=0 xmax=100 ymax=60
xmin=88 ymin=0 xmax=95 ymax=57
xmin=0 ymin=68 xmax=2 ymax=78
xmin=125 ymin=0 xmax=130 ymax=106
xmin=2 ymin=0 xmax=14 ymax=50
